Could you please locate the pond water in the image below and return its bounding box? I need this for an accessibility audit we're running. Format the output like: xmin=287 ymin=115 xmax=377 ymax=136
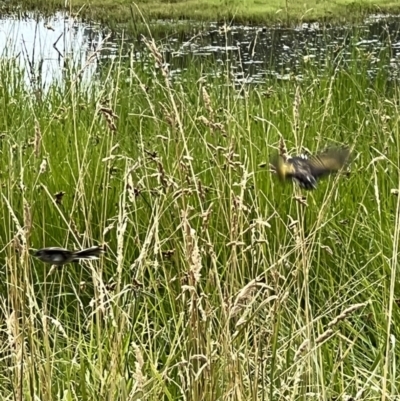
xmin=2 ymin=12 xmax=400 ymax=89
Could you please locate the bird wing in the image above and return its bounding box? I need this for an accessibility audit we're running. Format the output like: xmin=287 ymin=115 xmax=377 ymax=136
xmin=41 ymin=247 xmax=70 ymax=252
xmin=73 ymin=246 xmax=103 ymax=259
xmin=307 ymin=148 xmax=350 ymax=178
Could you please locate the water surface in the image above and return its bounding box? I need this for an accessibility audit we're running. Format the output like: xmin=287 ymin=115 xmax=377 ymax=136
xmin=1 ymin=12 xmax=400 ymax=89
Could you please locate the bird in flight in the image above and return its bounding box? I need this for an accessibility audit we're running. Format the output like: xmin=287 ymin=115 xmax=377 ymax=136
xmin=34 ymin=245 xmax=104 ymax=266
xmin=271 ymin=147 xmax=351 ymax=190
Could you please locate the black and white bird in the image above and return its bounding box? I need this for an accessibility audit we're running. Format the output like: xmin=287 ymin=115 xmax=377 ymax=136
xmin=271 ymin=147 xmax=351 ymax=190
xmin=34 ymin=246 xmax=104 ymax=266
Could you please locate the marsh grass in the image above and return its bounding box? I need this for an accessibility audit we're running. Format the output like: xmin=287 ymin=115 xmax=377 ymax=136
xmin=0 ymin=25 xmax=400 ymax=400
xmin=12 ymin=0 xmax=400 ymax=33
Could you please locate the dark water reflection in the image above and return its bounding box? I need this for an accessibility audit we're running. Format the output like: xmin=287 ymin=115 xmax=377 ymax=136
xmin=1 ymin=12 xmax=400 ymax=89
xmin=156 ymin=15 xmax=400 ymax=84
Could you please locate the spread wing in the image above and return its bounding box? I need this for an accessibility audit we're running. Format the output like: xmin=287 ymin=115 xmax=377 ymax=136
xmin=307 ymin=147 xmax=350 ymax=178
xmin=39 ymin=247 xmax=70 ymax=253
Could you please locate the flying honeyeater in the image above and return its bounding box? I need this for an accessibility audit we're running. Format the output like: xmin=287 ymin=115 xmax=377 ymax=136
xmin=271 ymin=147 xmax=351 ymax=190
xmin=34 ymin=246 xmax=104 ymax=266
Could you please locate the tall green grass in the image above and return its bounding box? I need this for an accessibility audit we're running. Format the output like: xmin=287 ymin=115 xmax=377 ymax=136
xmin=0 ymin=30 xmax=400 ymax=400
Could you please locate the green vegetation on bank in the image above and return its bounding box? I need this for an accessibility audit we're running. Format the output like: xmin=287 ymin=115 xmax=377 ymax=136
xmin=1 ymin=32 xmax=400 ymax=399
xmin=12 ymin=0 xmax=400 ymax=27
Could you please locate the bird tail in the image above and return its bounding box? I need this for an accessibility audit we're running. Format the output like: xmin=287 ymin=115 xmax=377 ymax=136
xmin=72 ymin=246 xmax=104 ymax=261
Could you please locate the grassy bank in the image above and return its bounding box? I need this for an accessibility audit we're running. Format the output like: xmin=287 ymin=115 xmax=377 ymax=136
xmin=13 ymin=0 xmax=400 ymax=27
xmin=0 ymin=32 xmax=400 ymax=400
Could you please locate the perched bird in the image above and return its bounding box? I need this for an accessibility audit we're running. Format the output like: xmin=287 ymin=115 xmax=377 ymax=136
xmin=271 ymin=147 xmax=350 ymax=190
xmin=34 ymin=245 xmax=104 ymax=266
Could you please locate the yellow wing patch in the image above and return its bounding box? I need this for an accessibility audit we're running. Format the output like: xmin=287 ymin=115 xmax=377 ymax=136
xmin=271 ymin=154 xmax=296 ymax=181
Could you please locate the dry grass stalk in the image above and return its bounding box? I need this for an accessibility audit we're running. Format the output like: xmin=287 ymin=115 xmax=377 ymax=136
xmin=5 ymin=310 xmax=20 ymax=355
xmin=69 ymin=215 xmax=82 ymax=239
xmin=44 ymin=315 xmax=68 ymax=339
xmin=5 ymin=309 xmax=23 ymax=398
xmin=99 ymin=105 xmax=118 ymax=133
xmin=294 ymin=195 xmax=308 ymax=206
xmin=278 ymin=135 xmax=288 ymax=161
xmin=293 ymin=85 xmax=301 ymax=136
xmin=160 ymin=102 xmax=176 ymax=128
xmin=200 ymin=204 xmax=213 ymax=232
xmin=197 ymin=179 xmax=205 ymax=201
xmin=181 ymin=208 xmax=202 ymax=286
xmin=230 ymin=278 xmax=264 ymax=318
xmin=23 ymin=199 xmax=32 ymax=245
xmin=142 ymin=36 xmax=169 ymax=79
xmin=34 ymin=119 xmax=41 ymax=157
xmin=173 ymin=188 xmax=193 ymax=199
xmin=39 ymin=158 xmax=47 ymax=174
xmin=11 ymin=236 xmax=23 ymax=255
xmin=294 ymin=339 xmax=309 ymax=361
xmin=287 ymin=215 xmax=303 ymax=252
xmin=315 ymin=329 xmax=334 ymax=344
xmin=197 ymin=115 xmax=226 ymax=136
xmin=3 ymin=195 xmax=27 ymax=251
xmin=223 ymin=145 xmax=242 ymax=169
xmin=328 ymin=302 xmax=368 ymax=328
xmin=207 ymin=143 xmax=227 ymax=153
xmin=157 ymin=160 xmax=170 ymax=190
xmin=127 ymin=172 xmax=141 ymax=203
xmin=75 ymin=33 xmax=111 ymax=80
xmin=116 ymin=197 xmax=128 ymax=277
xmin=226 ymin=241 xmax=245 ymax=247
xmin=133 ymin=343 xmax=146 ymax=392
xmin=201 ymin=86 xmax=214 ymax=119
